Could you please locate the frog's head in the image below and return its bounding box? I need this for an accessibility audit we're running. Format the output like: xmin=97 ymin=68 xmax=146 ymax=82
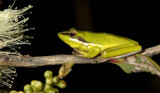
xmin=58 ymin=28 xmax=86 ymax=48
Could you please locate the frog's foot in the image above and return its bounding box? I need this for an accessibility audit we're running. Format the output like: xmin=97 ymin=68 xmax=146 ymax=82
xmin=72 ymin=48 xmax=88 ymax=57
xmin=72 ymin=51 xmax=83 ymax=57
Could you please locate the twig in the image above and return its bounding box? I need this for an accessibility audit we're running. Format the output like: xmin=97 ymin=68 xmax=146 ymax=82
xmin=0 ymin=44 xmax=160 ymax=67
xmin=0 ymin=55 xmax=98 ymax=67
xmin=141 ymin=44 xmax=160 ymax=57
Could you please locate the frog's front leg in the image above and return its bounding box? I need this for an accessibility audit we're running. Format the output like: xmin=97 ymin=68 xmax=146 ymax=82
xmin=73 ymin=45 xmax=101 ymax=58
xmin=101 ymin=44 xmax=142 ymax=59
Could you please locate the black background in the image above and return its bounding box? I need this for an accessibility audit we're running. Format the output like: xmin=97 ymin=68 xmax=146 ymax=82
xmin=1 ymin=0 xmax=160 ymax=93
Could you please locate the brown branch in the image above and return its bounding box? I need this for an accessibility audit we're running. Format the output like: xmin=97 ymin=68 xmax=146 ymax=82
xmin=141 ymin=44 xmax=160 ymax=57
xmin=0 ymin=55 xmax=99 ymax=67
xmin=0 ymin=44 xmax=160 ymax=67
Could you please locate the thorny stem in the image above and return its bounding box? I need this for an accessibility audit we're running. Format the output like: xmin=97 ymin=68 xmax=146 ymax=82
xmin=0 ymin=44 xmax=160 ymax=67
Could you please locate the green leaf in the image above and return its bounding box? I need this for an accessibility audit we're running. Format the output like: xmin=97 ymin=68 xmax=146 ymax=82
xmin=109 ymin=54 xmax=160 ymax=76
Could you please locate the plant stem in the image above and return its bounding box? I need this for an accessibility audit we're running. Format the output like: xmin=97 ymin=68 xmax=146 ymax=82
xmin=0 ymin=44 xmax=160 ymax=67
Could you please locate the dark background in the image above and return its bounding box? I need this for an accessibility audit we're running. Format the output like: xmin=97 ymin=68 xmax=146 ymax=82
xmin=1 ymin=0 xmax=160 ymax=93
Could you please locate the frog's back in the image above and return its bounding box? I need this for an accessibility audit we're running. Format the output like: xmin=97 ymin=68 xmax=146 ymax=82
xmin=81 ymin=31 xmax=138 ymax=49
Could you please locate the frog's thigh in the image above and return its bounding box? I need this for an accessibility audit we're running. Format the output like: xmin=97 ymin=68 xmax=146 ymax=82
xmin=101 ymin=45 xmax=142 ymax=58
xmin=83 ymin=46 xmax=101 ymax=58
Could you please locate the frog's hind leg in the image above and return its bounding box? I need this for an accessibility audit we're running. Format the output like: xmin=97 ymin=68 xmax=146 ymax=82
xmin=101 ymin=44 xmax=142 ymax=59
xmin=112 ymin=49 xmax=142 ymax=59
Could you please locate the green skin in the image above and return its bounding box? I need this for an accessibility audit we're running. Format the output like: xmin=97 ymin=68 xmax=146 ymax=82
xmin=58 ymin=28 xmax=142 ymax=59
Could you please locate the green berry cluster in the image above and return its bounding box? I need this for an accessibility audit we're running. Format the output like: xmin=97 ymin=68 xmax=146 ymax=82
xmin=10 ymin=70 xmax=67 ymax=93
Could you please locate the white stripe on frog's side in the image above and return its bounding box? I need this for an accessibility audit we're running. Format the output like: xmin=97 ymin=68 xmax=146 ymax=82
xmin=71 ymin=38 xmax=103 ymax=48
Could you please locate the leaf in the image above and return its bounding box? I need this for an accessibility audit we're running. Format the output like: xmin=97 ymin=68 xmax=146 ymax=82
xmin=109 ymin=54 xmax=160 ymax=76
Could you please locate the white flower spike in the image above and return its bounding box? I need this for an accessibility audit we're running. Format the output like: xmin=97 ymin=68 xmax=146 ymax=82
xmin=0 ymin=5 xmax=33 ymax=55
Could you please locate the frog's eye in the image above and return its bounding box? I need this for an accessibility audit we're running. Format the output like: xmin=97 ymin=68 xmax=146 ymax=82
xmin=69 ymin=31 xmax=77 ymax=38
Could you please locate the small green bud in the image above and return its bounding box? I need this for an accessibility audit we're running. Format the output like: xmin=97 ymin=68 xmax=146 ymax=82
xmin=35 ymin=92 xmax=43 ymax=93
xmin=45 ymin=88 xmax=56 ymax=93
xmin=53 ymin=76 xmax=59 ymax=84
xmin=9 ymin=90 xmax=17 ymax=93
xmin=30 ymin=80 xmax=43 ymax=92
xmin=44 ymin=84 xmax=52 ymax=92
xmin=56 ymin=80 xmax=67 ymax=89
xmin=54 ymin=88 xmax=59 ymax=93
xmin=44 ymin=70 xmax=53 ymax=79
xmin=17 ymin=91 xmax=24 ymax=93
xmin=24 ymin=84 xmax=33 ymax=93
xmin=45 ymin=78 xmax=53 ymax=85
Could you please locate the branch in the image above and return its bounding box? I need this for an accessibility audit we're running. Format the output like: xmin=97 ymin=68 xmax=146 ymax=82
xmin=141 ymin=44 xmax=160 ymax=57
xmin=0 ymin=54 xmax=98 ymax=67
xmin=0 ymin=44 xmax=160 ymax=67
